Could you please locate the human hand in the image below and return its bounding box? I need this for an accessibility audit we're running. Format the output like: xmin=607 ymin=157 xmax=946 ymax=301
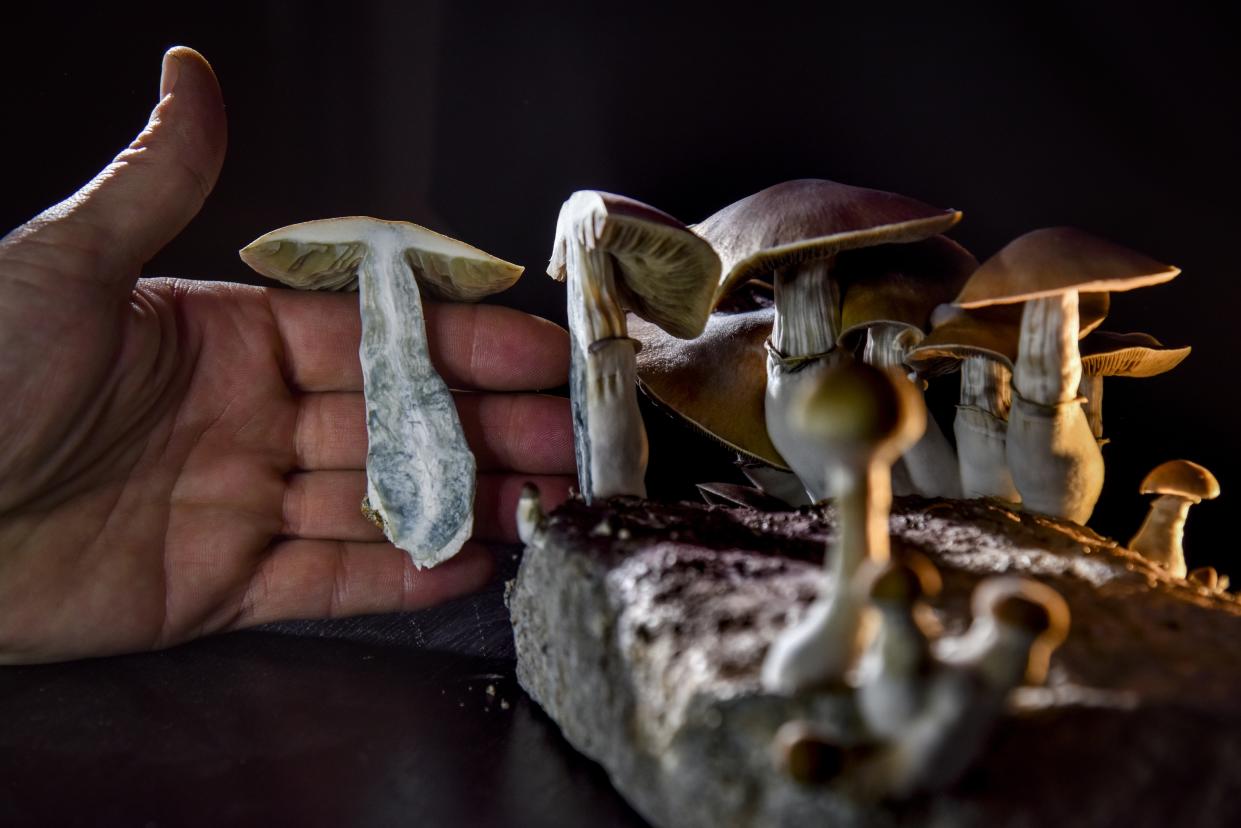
xmin=0 ymin=47 xmax=575 ymax=664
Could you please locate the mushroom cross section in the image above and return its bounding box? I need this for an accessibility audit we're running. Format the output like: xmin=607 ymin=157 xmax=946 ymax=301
xmin=1077 ymin=331 xmax=1191 ymax=442
xmin=692 ymin=179 xmax=960 ymax=502
xmin=953 ymin=227 xmax=1179 ymax=523
xmin=548 ymin=191 xmax=720 ymax=501
xmin=1128 ymin=459 xmax=1220 ymax=578
xmin=241 ymin=217 xmax=522 ymax=568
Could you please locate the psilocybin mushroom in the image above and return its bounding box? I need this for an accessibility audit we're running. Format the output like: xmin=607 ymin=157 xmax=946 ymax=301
xmin=693 ymin=179 xmax=960 ymax=500
xmin=548 ymin=192 xmax=721 ymax=502
xmin=761 ymin=360 xmax=926 ymax=694
xmin=954 ymin=227 xmax=1179 ymax=523
xmin=240 ymin=217 xmax=522 ymax=568
xmin=1128 ymin=460 xmax=1220 ymax=578
xmin=1077 ymin=331 xmax=1191 ymax=444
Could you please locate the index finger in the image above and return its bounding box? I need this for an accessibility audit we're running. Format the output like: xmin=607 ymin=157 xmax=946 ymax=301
xmin=266 ymin=290 xmax=570 ymax=393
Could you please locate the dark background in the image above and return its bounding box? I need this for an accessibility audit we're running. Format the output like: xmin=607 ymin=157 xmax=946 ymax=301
xmin=3 ymin=1 xmax=1237 ymax=556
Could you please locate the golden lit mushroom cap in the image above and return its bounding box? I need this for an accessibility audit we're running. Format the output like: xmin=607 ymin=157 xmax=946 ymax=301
xmin=547 ymin=191 xmax=721 ymax=340
xmin=953 ymin=227 xmax=1179 ymax=309
xmin=631 ymin=307 xmax=787 ymax=468
xmin=1079 ymin=331 xmax=1191 ymax=377
xmin=693 ymin=179 xmax=962 ymax=301
xmin=240 ymin=216 xmax=523 ymax=301
xmin=1139 ymin=460 xmax=1220 ymax=503
xmin=791 ymin=360 xmax=926 ymax=462
xmin=836 ymin=235 xmax=979 ymax=350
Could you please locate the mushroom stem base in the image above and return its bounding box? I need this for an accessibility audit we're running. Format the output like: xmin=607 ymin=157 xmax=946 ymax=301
xmin=574 ymin=336 xmax=648 ymax=501
xmin=1005 ymin=392 xmax=1103 ymax=524
xmin=1128 ymin=495 xmax=1192 ymax=578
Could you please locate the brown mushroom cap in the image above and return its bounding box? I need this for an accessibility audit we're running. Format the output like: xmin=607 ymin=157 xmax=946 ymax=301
xmin=836 ymin=235 xmax=979 ymax=350
xmin=971 ymin=578 xmax=1070 ymax=645
xmin=241 ymin=216 xmax=523 ymax=301
xmin=547 ymin=191 xmax=721 ymax=339
xmin=631 ymin=307 xmax=786 ymax=468
xmin=907 ymin=292 xmax=1111 ymax=376
xmin=792 ymin=359 xmax=926 ymax=462
xmin=1139 ymin=460 xmax=1220 ymax=503
xmin=868 ymin=553 xmax=943 ymax=604
xmin=953 ymin=227 xmax=1180 ymax=309
xmin=1079 ymin=331 xmax=1191 ymax=377
xmin=692 ymin=179 xmax=962 ymax=301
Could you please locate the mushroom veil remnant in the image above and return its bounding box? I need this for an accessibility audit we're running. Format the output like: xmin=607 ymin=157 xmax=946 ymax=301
xmin=549 ymin=192 xmax=720 ymax=502
xmin=692 ymin=179 xmax=960 ymax=501
xmin=241 ymin=217 xmax=522 ymax=568
xmin=1128 ymin=460 xmax=1220 ymax=578
xmin=954 ymin=228 xmax=1179 ymax=523
xmin=761 ymin=359 xmax=926 ymax=693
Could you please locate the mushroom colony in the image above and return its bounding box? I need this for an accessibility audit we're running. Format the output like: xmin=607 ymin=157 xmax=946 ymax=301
xmin=240 ymin=177 xmax=1218 ymax=798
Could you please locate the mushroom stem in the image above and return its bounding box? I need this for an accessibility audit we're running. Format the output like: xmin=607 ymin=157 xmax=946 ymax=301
xmin=565 ymin=239 xmax=647 ymax=501
xmin=863 ymin=325 xmax=961 ymax=498
xmin=357 ymin=243 xmax=475 ymax=564
xmin=954 ymin=358 xmax=1019 ymax=502
xmin=1079 ymin=372 xmax=1104 ymax=442
xmin=1129 ymin=494 xmax=1192 ymax=577
xmin=772 ymin=260 xmax=840 ymax=357
xmin=834 ymin=461 xmax=893 ymax=575
xmin=766 ymin=358 xmax=845 ymax=502
xmin=1007 ymin=291 xmax=1103 ymax=523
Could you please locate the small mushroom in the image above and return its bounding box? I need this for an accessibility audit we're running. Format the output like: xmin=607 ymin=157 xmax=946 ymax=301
xmin=693 ymin=180 xmax=960 ymax=500
xmin=836 ymin=236 xmax=979 ymax=498
xmin=1077 ymin=331 xmax=1191 ymax=443
xmin=954 ymin=228 xmax=1179 ymax=523
xmin=908 ymin=293 xmax=1109 ymax=503
xmin=1128 ymin=460 xmax=1220 ymax=578
xmin=855 ymin=554 xmax=942 ymax=740
xmin=548 ymin=192 xmax=720 ymax=502
xmin=240 ymin=217 xmax=522 ymax=567
xmin=515 ymin=482 xmax=546 ymax=545
xmin=761 ymin=360 xmax=925 ymax=694
xmin=1187 ymin=566 xmax=1228 ymax=593
xmin=772 ymin=720 xmax=846 ymax=786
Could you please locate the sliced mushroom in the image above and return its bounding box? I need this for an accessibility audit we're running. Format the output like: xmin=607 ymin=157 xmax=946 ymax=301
xmin=548 ymin=192 xmax=721 ymax=502
xmin=1128 ymin=459 xmax=1220 ymax=578
xmin=954 ymin=228 xmax=1179 ymax=523
xmin=1078 ymin=331 xmax=1191 ymax=443
xmin=761 ymin=360 xmax=925 ymax=694
xmin=241 ymin=217 xmax=522 ymax=567
xmin=693 ymin=179 xmax=960 ymax=500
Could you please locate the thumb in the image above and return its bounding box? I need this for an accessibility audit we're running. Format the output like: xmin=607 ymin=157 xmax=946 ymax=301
xmin=11 ymin=46 xmax=227 ymax=290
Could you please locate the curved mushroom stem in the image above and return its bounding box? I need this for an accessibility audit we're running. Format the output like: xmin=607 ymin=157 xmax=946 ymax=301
xmin=1079 ymin=372 xmax=1105 ymax=443
xmin=565 ymin=240 xmax=647 ymax=501
xmin=1007 ymin=292 xmax=1103 ymax=523
xmin=1129 ymin=494 xmax=1193 ymax=577
xmin=954 ymin=358 xmax=1020 ymax=502
xmin=864 ymin=325 xmax=961 ymax=498
xmin=760 ymin=460 xmax=890 ymax=693
xmin=358 ymin=243 xmax=475 ymax=566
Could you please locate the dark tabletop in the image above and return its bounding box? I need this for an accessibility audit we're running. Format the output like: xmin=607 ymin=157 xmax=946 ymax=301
xmin=0 ymin=556 xmax=650 ymax=828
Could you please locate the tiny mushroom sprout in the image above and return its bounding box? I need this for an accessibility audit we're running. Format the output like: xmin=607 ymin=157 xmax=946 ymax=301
xmin=761 ymin=359 xmax=926 ymax=694
xmin=548 ymin=192 xmax=721 ymax=502
xmin=908 ymin=293 xmax=1110 ymax=503
xmin=835 ymin=236 xmax=980 ymax=498
xmin=241 ymin=217 xmax=522 ymax=568
xmin=1128 ymin=459 xmax=1220 ymax=578
xmin=692 ymin=179 xmax=960 ymax=501
xmin=953 ymin=227 xmax=1179 ymax=523
xmin=1078 ymin=331 xmax=1191 ymax=444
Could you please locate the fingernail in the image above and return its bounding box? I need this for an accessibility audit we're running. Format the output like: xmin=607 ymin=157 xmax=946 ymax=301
xmin=159 ymin=48 xmax=181 ymax=99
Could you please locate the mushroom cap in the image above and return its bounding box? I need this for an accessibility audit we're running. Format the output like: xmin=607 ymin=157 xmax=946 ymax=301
xmin=692 ymin=179 xmax=962 ymax=300
xmin=791 ymin=359 xmax=926 ymax=462
xmin=1139 ymin=459 xmax=1220 ymax=503
xmin=836 ymin=235 xmax=979 ymax=350
xmin=953 ymin=227 xmax=1180 ymax=309
xmin=631 ymin=307 xmax=787 ymax=468
xmin=240 ymin=216 xmax=523 ymax=301
xmin=1079 ymin=331 xmax=1191 ymax=377
xmin=868 ymin=553 xmax=943 ymax=604
xmin=907 ymin=292 xmax=1111 ymax=376
xmin=971 ymin=577 xmax=1070 ymax=646
xmin=547 ymin=191 xmax=721 ymax=339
